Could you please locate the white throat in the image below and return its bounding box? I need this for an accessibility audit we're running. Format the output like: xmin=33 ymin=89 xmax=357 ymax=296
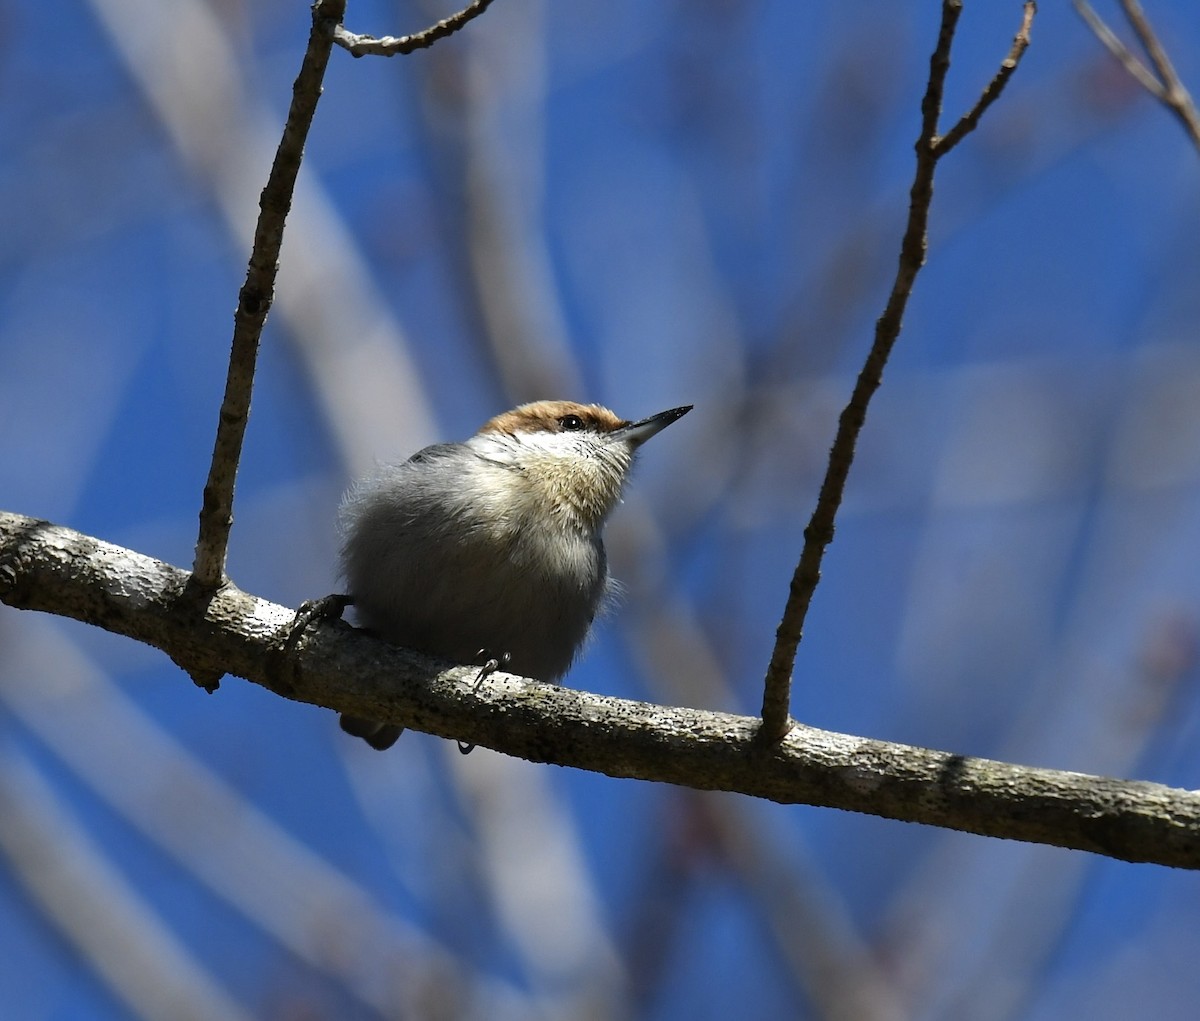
xmin=467 ymin=429 xmax=634 ymax=531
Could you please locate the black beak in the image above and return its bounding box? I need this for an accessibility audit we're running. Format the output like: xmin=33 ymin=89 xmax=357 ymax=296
xmin=617 ymin=405 xmax=693 ymax=446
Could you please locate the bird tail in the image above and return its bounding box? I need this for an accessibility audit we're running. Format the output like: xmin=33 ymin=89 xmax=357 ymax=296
xmin=339 ymin=714 xmax=405 ymax=751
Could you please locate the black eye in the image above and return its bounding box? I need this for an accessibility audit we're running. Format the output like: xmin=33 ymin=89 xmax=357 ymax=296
xmin=559 ymin=414 xmax=585 ymax=431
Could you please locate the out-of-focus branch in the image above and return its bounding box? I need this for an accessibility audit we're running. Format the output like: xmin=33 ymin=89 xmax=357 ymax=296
xmin=333 ymin=0 xmax=496 ymax=57
xmin=884 ymin=615 xmax=1196 ymax=1018
xmin=193 ymin=0 xmax=500 ymax=592
xmin=1074 ymin=0 xmax=1166 ymax=97
xmin=760 ymin=0 xmax=1036 ymax=740
xmin=0 ymin=750 xmax=253 ymax=1021
xmin=4 ymin=511 xmax=1200 ymax=870
xmin=1074 ymin=0 xmax=1200 ymax=150
xmin=192 ymin=0 xmax=343 ymax=591
xmin=456 ymin=0 xmax=586 ymax=402
xmin=84 ymin=0 xmax=438 ymax=484
xmin=2 ymin=622 xmax=538 ymax=1020
xmin=703 ymin=796 xmax=907 ymax=1021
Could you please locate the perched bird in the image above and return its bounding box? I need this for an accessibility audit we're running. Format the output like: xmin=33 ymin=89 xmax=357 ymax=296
xmin=337 ymin=400 xmax=692 ymax=749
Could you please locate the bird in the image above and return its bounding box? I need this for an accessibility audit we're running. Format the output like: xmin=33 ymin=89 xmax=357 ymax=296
xmin=335 ymin=399 xmax=692 ymax=749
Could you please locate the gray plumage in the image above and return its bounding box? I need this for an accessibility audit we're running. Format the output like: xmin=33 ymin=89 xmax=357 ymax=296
xmin=336 ymin=400 xmax=691 ymax=750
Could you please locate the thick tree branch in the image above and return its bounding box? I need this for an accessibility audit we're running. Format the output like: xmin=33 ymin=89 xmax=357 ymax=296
xmin=192 ymin=0 xmax=344 ymax=589
xmin=333 ymin=0 xmax=497 ymax=58
xmin=760 ymin=1 xmax=1036 ymax=739
xmin=2 ymin=510 xmax=1198 ymax=870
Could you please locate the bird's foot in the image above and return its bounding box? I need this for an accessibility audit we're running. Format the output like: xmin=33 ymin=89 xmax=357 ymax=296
xmin=293 ymin=593 xmax=354 ymax=634
xmin=273 ymin=593 xmax=355 ymax=696
xmin=457 ymin=650 xmax=511 ymax=755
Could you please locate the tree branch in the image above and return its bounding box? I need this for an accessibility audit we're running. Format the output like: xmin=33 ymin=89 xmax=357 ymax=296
xmin=3 ymin=510 xmax=1198 ymax=870
xmin=932 ymin=1 xmax=1037 ymax=157
xmin=192 ymin=0 xmax=344 ymax=589
xmin=760 ymin=0 xmax=1036 ymax=739
xmin=1074 ymin=0 xmax=1200 ymax=150
xmin=333 ymin=0 xmax=497 ymax=58
xmin=1073 ymin=0 xmax=1166 ymax=99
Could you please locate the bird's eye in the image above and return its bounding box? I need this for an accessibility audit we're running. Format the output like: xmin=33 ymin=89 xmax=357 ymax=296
xmin=559 ymin=414 xmax=585 ymax=431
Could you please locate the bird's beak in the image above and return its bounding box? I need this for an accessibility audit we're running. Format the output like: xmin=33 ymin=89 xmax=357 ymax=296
xmin=616 ymin=405 xmax=693 ymax=447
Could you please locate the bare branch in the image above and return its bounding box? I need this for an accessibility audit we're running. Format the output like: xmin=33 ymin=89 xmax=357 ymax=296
xmin=758 ymin=1 xmax=962 ymax=737
xmin=761 ymin=0 xmax=1036 ymax=739
xmin=191 ymin=0 xmax=344 ymax=588
xmin=3 ymin=510 xmax=1199 ymax=869
xmin=333 ymin=0 xmax=497 ymax=58
xmin=933 ymin=1 xmax=1037 ymax=157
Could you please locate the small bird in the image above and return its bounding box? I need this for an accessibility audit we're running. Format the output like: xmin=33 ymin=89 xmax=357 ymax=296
xmin=336 ymin=400 xmax=692 ymax=749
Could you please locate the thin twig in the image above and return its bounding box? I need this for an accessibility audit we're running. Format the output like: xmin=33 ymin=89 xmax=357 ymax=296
xmin=934 ymin=2 xmax=1037 ymax=157
xmin=759 ymin=0 xmax=1036 ymax=740
xmin=191 ymin=0 xmax=345 ymax=588
xmin=333 ymin=0 xmax=497 ymax=57
xmin=1074 ymin=0 xmax=1200 ymax=149
xmin=4 ymin=510 xmax=1200 ymax=869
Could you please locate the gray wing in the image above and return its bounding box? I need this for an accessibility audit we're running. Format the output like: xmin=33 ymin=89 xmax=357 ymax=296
xmin=405 ymin=442 xmax=462 ymax=465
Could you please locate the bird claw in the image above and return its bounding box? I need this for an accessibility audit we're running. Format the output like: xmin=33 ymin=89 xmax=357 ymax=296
xmin=457 ymin=651 xmax=511 ymax=754
xmin=274 ymin=594 xmax=356 ymax=697
xmin=283 ymin=593 xmax=355 ymax=654
xmin=294 ymin=593 xmax=355 ymax=631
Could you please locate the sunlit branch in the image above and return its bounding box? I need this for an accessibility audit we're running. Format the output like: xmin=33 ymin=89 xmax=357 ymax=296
xmin=4 ymin=510 xmax=1198 ymax=870
xmin=760 ymin=0 xmax=1037 ymax=740
xmin=192 ymin=0 xmax=345 ymax=591
xmin=333 ymin=0 xmax=497 ymax=57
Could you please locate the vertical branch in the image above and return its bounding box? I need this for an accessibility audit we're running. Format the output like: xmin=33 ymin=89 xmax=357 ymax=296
xmin=759 ymin=1 xmax=1036 ymax=740
xmin=192 ymin=0 xmax=346 ymax=587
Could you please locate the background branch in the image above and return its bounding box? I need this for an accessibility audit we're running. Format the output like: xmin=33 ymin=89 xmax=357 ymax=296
xmin=1074 ymin=0 xmax=1200 ymax=148
xmin=0 ymin=750 xmax=253 ymax=1021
